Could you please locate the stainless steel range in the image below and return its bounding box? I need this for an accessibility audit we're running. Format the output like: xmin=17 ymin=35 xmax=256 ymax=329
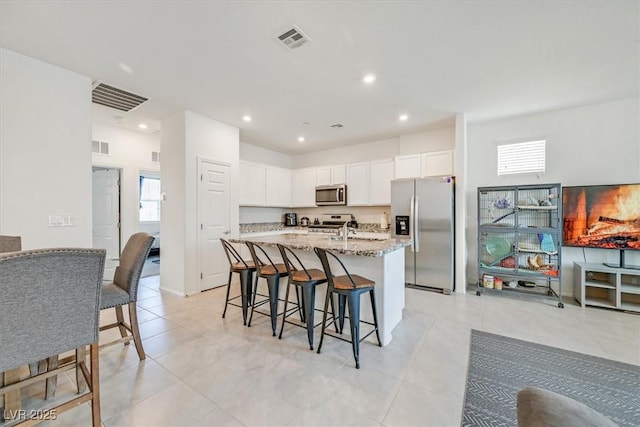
xmin=309 ymin=213 xmax=352 ymax=229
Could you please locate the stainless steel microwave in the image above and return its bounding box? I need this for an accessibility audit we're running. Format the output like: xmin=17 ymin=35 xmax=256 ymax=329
xmin=315 ymin=184 xmax=347 ymax=206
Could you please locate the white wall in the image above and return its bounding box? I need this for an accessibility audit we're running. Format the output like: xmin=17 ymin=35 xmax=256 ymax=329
xmin=467 ymin=98 xmax=640 ymax=294
xmin=92 ymin=122 xmax=161 ymax=244
xmin=0 ymin=48 xmax=93 ymax=249
xmin=240 ymin=141 xmax=291 ymax=169
xmin=161 ymin=110 xmax=240 ymax=296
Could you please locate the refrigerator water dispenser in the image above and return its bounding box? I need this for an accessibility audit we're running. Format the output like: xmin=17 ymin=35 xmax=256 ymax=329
xmin=395 ymin=215 xmax=410 ymax=236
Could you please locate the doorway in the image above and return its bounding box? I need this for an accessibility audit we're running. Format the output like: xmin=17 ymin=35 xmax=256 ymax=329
xmin=92 ymin=167 xmax=121 ymax=281
xmin=198 ymin=159 xmax=231 ymax=291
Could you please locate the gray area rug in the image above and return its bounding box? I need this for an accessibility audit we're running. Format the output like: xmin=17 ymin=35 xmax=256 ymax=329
xmin=461 ymin=330 xmax=640 ymax=427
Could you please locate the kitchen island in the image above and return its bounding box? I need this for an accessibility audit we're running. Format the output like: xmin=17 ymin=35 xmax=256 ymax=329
xmin=230 ymin=233 xmax=411 ymax=345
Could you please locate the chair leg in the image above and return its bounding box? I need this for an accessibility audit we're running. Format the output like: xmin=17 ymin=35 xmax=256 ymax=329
xmin=266 ymin=276 xmax=280 ymax=336
xmin=295 ymin=286 xmax=305 ymax=322
xmin=338 ymin=294 xmax=347 ymax=334
xmin=45 ymin=355 xmax=58 ymax=399
xmin=369 ymin=289 xmax=382 ymax=347
xmin=239 ymin=269 xmax=252 ymax=325
xmin=247 ymin=274 xmax=259 ymax=327
xmin=222 ymin=270 xmax=233 ymax=318
xmin=317 ymin=288 xmax=333 ymax=354
xmin=76 ymin=346 xmax=87 ymax=393
xmin=278 ymin=279 xmax=292 ymax=339
xmin=89 ymin=343 xmax=101 ymax=427
xmin=346 ymin=293 xmax=361 ymax=369
xmin=115 ymin=305 xmax=128 ymax=343
xmin=329 ymin=291 xmax=339 ymax=333
xmin=128 ymin=302 xmax=146 ymax=360
xmin=302 ymin=283 xmax=316 ymax=350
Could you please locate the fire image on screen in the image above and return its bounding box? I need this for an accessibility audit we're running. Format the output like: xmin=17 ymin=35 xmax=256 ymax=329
xmin=562 ymin=183 xmax=640 ymax=250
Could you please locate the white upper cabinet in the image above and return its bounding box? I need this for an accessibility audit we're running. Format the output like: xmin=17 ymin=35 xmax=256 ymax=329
xmin=394 ymin=154 xmax=421 ymax=179
xmin=265 ymin=166 xmax=292 ymax=207
xmin=393 ymin=150 xmax=454 ymax=179
xmin=369 ymin=159 xmax=394 ymax=205
xmin=331 ymin=165 xmax=346 ymax=184
xmin=346 ymin=162 xmax=370 ymax=206
xmin=292 ymin=168 xmax=317 ymax=207
xmin=239 ymin=161 xmax=266 ymax=206
xmin=316 ymin=165 xmax=346 ymax=186
xmin=422 ymin=150 xmax=454 ymax=177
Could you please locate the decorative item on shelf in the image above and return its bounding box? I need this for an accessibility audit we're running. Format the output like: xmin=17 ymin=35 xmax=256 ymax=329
xmin=494 ymin=277 xmax=503 ymax=290
xmin=539 ymin=233 xmax=556 ymax=253
xmin=493 ymin=196 xmax=512 ymax=209
xmin=483 ymin=275 xmax=495 ymax=288
xmin=499 ymin=256 xmax=516 ymax=268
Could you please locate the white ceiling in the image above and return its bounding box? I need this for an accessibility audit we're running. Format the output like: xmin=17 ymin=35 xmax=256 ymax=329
xmin=1 ymin=1 xmax=637 ymax=155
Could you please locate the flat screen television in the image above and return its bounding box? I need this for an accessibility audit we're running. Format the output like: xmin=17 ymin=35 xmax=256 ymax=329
xmin=562 ymin=183 xmax=640 ymax=269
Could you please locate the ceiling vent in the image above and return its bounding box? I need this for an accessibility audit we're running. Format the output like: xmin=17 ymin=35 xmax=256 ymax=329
xmin=92 ymin=82 xmax=148 ymax=112
xmin=276 ymin=25 xmax=311 ymax=50
xmin=330 ymin=123 xmax=345 ymax=128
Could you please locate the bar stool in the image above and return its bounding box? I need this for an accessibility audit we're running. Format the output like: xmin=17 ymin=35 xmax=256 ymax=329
xmin=277 ymin=244 xmax=337 ymax=350
xmin=314 ymin=247 xmax=381 ymax=369
xmin=220 ymin=239 xmax=256 ymax=325
xmin=245 ymin=241 xmax=297 ymax=336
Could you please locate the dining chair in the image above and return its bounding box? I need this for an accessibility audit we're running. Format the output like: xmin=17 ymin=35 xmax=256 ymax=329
xmin=99 ymin=232 xmax=155 ymax=360
xmin=0 ymin=248 xmax=105 ymax=426
xmin=245 ymin=241 xmax=297 ymax=336
xmin=314 ymin=247 xmax=381 ymax=369
xmin=220 ymin=238 xmax=256 ymax=324
xmin=277 ymin=243 xmax=336 ymax=350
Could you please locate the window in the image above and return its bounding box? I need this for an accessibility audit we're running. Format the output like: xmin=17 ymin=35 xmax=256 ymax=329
xmin=139 ymin=176 xmax=161 ymax=222
xmin=497 ymin=139 xmax=546 ymax=176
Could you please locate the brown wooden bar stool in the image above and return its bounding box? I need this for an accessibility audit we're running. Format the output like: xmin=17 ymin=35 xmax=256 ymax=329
xmin=246 ymin=241 xmax=299 ymax=336
xmin=277 ymin=244 xmax=337 ymax=350
xmin=314 ymin=247 xmax=381 ymax=369
xmin=220 ymin=239 xmax=256 ymax=325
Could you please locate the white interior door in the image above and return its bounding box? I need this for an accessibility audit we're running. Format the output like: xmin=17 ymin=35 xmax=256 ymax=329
xmin=198 ymin=159 xmax=230 ymax=291
xmin=92 ymin=167 xmax=121 ymax=281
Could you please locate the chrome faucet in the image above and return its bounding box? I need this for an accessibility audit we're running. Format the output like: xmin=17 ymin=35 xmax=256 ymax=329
xmin=336 ymin=223 xmax=357 ymax=242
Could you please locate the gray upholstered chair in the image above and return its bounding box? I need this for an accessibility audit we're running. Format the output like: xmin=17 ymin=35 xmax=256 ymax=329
xmin=0 ymin=248 xmax=105 ymax=426
xmin=99 ymin=232 xmax=155 ymax=360
xmin=517 ymin=387 xmax=618 ymax=427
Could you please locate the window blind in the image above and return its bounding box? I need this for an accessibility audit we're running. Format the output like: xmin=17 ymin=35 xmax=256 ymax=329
xmin=497 ymin=139 xmax=545 ymax=176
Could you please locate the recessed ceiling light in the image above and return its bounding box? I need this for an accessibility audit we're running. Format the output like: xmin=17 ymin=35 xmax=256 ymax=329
xmin=242 ymin=115 xmax=252 ymax=122
xmin=298 ymin=137 xmax=305 ymax=143
xmin=399 ymin=114 xmax=409 ymax=122
xmin=363 ymin=74 xmax=376 ymax=84
xmin=138 ymin=123 xmax=148 ymax=130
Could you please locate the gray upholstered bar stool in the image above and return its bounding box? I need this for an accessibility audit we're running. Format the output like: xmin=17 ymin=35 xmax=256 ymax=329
xmin=314 ymin=247 xmax=381 ymax=369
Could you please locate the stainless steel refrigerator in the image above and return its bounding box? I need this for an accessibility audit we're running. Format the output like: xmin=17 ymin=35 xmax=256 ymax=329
xmin=391 ymin=177 xmax=455 ymax=294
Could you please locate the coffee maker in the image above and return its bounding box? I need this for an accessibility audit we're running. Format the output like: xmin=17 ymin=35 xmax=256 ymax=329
xmin=284 ymin=212 xmax=297 ymax=226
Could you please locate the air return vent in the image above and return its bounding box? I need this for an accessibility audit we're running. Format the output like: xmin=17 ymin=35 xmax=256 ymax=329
xmin=92 ymin=82 xmax=148 ymax=112
xmin=276 ymin=25 xmax=311 ymax=50
xmin=92 ymin=140 xmax=109 ymax=155
xmin=151 ymin=151 xmax=161 ymax=163
xmin=330 ymin=123 xmax=345 ymax=128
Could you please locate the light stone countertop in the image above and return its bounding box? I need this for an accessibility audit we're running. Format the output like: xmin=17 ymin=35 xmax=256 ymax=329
xmin=230 ymin=233 xmax=411 ymax=257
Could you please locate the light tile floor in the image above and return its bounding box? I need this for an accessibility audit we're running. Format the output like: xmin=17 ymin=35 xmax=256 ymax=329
xmin=15 ymin=275 xmax=640 ymax=426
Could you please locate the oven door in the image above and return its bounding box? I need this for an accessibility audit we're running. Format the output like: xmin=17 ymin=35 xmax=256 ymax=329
xmin=315 ymin=185 xmax=347 ymax=206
